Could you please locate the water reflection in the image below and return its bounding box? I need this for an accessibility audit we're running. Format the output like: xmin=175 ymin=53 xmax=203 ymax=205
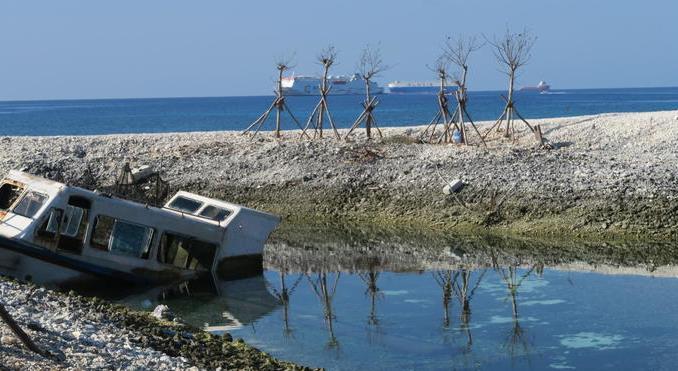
xmin=307 ymin=272 xmax=341 ymax=349
xmin=5 ymin=233 xmax=678 ymax=370
xmin=454 ymin=268 xmax=486 ymax=354
xmin=269 ymin=271 xmax=303 ymax=338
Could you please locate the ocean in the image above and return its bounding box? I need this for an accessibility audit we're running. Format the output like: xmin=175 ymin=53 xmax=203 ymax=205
xmin=1 ymin=87 xmax=677 ymax=136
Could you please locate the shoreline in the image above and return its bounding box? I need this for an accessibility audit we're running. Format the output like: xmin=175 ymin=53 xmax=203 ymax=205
xmin=0 ymin=276 xmax=312 ymax=370
xmin=1 ymin=110 xmax=675 ymax=241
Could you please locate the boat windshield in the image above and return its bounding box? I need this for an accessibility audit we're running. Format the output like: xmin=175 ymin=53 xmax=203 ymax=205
xmin=198 ymin=205 xmax=231 ymax=221
xmin=0 ymin=182 xmax=23 ymax=210
xmin=167 ymin=196 xmax=203 ymax=213
xmin=12 ymin=191 xmax=47 ymax=218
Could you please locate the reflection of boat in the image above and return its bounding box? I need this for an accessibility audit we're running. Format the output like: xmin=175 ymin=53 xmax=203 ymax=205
xmin=520 ymin=81 xmax=550 ymax=93
xmin=122 ymin=275 xmax=281 ymax=332
xmin=0 ymin=171 xmax=279 ymax=284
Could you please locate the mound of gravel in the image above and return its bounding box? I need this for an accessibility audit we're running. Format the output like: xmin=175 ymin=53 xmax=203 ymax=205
xmin=0 ymin=110 xmax=676 ymax=240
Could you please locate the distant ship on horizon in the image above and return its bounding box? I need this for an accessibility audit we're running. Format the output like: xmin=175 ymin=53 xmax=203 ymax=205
xmin=281 ymin=73 xmax=383 ymax=96
xmin=386 ymin=81 xmax=456 ymax=94
xmin=520 ymin=81 xmax=551 ymax=93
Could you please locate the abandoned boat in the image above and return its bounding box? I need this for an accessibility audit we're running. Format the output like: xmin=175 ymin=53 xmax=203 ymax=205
xmin=0 ymin=170 xmax=280 ymax=284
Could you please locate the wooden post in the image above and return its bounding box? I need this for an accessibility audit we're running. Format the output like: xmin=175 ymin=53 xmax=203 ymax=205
xmin=0 ymin=303 xmax=48 ymax=357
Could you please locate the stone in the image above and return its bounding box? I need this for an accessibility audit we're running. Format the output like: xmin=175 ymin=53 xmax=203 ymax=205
xmin=1 ymin=335 xmax=19 ymax=346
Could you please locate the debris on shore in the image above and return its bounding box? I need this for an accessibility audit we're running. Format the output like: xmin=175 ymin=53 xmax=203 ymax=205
xmin=0 ymin=110 xmax=676 ymax=240
xmin=0 ymin=276 xmax=313 ymax=370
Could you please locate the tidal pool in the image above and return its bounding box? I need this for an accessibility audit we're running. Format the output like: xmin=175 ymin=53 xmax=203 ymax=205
xmin=129 ymin=264 xmax=678 ymax=370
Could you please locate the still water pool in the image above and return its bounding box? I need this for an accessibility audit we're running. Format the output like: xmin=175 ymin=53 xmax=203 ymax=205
xmin=126 ymin=262 xmax=678 ymax=370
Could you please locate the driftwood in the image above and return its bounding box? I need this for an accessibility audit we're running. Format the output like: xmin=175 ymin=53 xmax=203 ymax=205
xmin=0 ymin=302 xmax=49 ymax=357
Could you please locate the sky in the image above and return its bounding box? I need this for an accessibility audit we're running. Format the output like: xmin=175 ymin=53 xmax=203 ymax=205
xmin=0 ymin=0 xmax=677 ymax=101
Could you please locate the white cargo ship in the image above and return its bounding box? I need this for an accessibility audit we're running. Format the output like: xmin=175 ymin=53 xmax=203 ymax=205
xmin=386 ymin=81 xmax=456 ymax=94
xmin=520 ymin=81 xmax=551 ymax=93
xmin=281 ymin=73 xmax=383 ymax=96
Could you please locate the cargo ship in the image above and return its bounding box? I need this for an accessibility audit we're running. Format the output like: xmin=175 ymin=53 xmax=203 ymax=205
xmin=281 ymin=73 xmax=383 ymax=96
xmin=520 ymin=81 xmax=551 ymax=93
xmin=386 ymin=81 xmax=456 ymax=94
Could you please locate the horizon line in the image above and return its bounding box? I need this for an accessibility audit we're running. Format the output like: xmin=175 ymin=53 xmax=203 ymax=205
xmin=1 ymin=84 xmax=677 ymax=104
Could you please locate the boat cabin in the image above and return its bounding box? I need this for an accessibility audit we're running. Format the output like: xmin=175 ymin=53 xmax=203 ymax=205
xmin=0 ymin=171 xmax=280 ymax=283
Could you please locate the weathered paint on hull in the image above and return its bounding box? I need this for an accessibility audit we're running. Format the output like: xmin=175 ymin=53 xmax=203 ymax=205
xmin=0 ymin=235 xmax=193 ymax=285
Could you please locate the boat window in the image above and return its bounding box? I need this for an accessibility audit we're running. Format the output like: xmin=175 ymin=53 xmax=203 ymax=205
xmin=45 ymin=208 xmax=63 ymax=234
xmin=0 ymin=183 xmax=22 ymax=210
xmin=12 ymin=191 xmax=47 ymax=218
xmin=91 ymin=215 xmax=116 ymax=250
xmin=109 ymin=221 xmax=154 ymax=259
xmin=35 ymin=208 xmax=63 ymax=246
xmin=167 ymin=196 xmax=203 ymax=213
xmin=59 ymin=205 xmax=84 ymax=237
xmin=198 ymin=205 xmax=231 ymax=221
xmin=157 ymin=232 xmax=217 ymax=271
xmin=91 ymin=215 xmax=154 ymax=258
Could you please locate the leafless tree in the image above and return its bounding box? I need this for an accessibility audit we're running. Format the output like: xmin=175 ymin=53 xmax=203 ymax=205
xmin=346 ymin=44 xmax=389 ymax=140
xmin=421 ymin=54 xmax=457 ymax=143
xmin=443 ymin=35 xmax=486 ymax=146
xmin=243 ymin=53 xmax=308 ymax=138
xmin=269 ymin=270 xmax=303 ymax=338
xmin=307 ymin=271 xmax=341 ymax=348
xmin=302 ymin=45 xmax=340 ymax=139
xmin=433 ymin=270 xmax=458 ymax=328
xmin=483 ymin=28 xmax=547 ymax=146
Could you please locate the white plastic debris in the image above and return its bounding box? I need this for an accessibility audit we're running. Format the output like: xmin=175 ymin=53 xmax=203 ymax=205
xmin=443 ymin=179 xmax=464 ymax=195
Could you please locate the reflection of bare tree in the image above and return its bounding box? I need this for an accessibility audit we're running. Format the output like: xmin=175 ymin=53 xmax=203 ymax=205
xmin=307 ymin=272 xmax=341 ymax=349
xmin=269 ymin=271 xmax=303 ymax=338
xmin=433 ymin=270 xmax=458 ymax=328
xmin=359 ymin=269 xmax=382 ymax=327
xmin=494 ymin=262 xmax=535 ymax=362
xmin=453 ymin=268 xmax=487 ymax=352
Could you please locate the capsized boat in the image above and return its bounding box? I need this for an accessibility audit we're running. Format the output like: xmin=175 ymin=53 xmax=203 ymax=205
xmin=0 ymin=170 xmax=280 ymax=284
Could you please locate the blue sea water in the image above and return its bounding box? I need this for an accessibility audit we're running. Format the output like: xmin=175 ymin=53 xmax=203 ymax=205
xmin=1 ymin=87 xmax=677 ymax=136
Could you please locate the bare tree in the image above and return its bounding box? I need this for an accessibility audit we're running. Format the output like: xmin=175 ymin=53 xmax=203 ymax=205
xmin=307 ymin=271 xmax=341 ymax=348
xmin=345 ymin=44 xmax=389 ymax=140
xmin=443 ymin=35 xmax=486 ymax=146
xmin=269 ymin=270 xmax=304 ymax=338
xmin=483 ymin=28 xmax=547 ymax=146
xmin=433 ymin=270 xmax=458 ymax=328
xmin=243 ymin=54 xmax=308 ymax=138
xmin=301 ymin=46 xmax=341 ymax=139
xmin=421 ymin=54 xmax=458 ymax=143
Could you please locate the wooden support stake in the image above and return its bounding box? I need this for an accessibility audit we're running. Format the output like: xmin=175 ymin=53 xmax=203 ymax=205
xmin=0 ymin=303 xmax=48 ymax=357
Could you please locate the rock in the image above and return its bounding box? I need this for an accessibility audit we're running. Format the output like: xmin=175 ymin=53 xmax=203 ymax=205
xmin=151 ymin=304 xmax=174 ymax=321
xmin=1 ymin=335 xmax=19 ymax=346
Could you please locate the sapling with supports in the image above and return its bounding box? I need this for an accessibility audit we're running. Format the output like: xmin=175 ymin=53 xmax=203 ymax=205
xmin=443 ymin=35 xmax=486 ymax=146
xmin=483 ymin=28 xmax=547 ymax=147
xmin=420 ymin=55 xmax=459 ymax=143
xmin=301 ymin=46 xmax=341 ymax=139
xmin=243 ymin=55 xmax=309 ymax=139
xmin=345 ymin=44 xmax=389 ymax=140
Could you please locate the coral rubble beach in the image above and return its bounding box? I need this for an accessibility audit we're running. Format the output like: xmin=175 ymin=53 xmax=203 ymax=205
xmin=0 ymin=110 xmax=676 ymax=241
xmin=0 ymin=276 xmax=312 ymax=370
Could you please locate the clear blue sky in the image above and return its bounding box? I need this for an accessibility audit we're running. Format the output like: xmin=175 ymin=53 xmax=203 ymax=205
xmin=1 ymin=0 xmax=676 ymax=100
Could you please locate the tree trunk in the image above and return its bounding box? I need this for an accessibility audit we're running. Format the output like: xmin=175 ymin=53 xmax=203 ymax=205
xmin=365 ymin=79 xmax=372 ymax=139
